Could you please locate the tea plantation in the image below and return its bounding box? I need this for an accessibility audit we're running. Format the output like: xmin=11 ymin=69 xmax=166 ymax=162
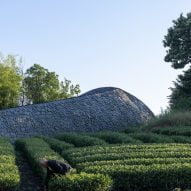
xmin=3 ymin=124 xmax=191 ymax=191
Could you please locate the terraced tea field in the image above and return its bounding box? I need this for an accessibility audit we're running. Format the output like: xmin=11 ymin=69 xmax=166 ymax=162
xmin=2 ymin=130 xmax=191 ymax=191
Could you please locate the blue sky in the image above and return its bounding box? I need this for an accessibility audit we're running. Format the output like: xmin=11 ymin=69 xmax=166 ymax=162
xmin=0 ymin=0 xmax=191 ymax=114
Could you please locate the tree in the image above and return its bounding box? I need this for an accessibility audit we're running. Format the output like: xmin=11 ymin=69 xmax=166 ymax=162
xmin=163 ymin=12 xmax=191 ymax=110
xmin=24 ymin=64 xmax=81 ymax=104
xmin=163 ymin=12 xmax=191 ymax=69
xmin=169 ymin=66 xmax=191 ymax=110
xmin=59 ymin=79 xmax=81 ymax=99
xmin=0 ymin=54 xmax=22 ymax=109
xmin=24 ymin=64 xmax=60 ymax=104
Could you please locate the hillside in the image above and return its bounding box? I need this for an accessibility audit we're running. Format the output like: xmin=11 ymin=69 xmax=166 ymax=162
xmin=1 ymin=111 xmax=191 ymax=190
xmin=1 ymin=116 xmax=191 ymax=191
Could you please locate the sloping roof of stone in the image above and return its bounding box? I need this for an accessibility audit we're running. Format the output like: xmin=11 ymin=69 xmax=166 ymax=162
xmin=0 ymin=87 xmax=154 ymax=139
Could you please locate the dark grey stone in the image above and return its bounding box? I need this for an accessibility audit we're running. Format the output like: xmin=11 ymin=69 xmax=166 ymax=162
xmin=0 ymin=87 xmax=154 ymax=139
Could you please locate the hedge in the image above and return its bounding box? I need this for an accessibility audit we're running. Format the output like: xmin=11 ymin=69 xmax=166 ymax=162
xmin=76 ymin=157 xmax=191 ymax=171
xmin=0 ymin=138 xmax=20 ymax=191
xmin=15 ymin=137 xmax=64 ymax=178
xmin=89 ymin=131 xmax=142 ymax=144
xmin=63 ymin=143 xmax=191 ymax=165
xmin=63 ymin=143 xmax=191 ymax=190
xmin=40 ymin=136 xmax=74 ymax=154
xmin=170 ymin=135 xmax=191 ymax=143
xmin=67 ymin=150 xmax=191 ymax=165
xmin=55 ymin=133 xmax=107 ymax=147
xmin=122 ymin=126 xmax=142 ymax=134
xmin=83 ymin=163 xmax=191 ymax=191
xmin=49 ymin=172 xmax=112 ymax=191
xmin=151 ymin=126 xmax=191 ymax=136
xmin=128 ymin=133 xmax=174 ymax=143
xmin=15 ymin=137 xmax=112 ymax=191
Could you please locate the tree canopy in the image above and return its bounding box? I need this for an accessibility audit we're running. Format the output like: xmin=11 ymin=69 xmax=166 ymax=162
xmin=24 ymin=64 xmax=81 ymax=104
xmin=0 ymin=54 xmax=22 ymax=109
xmin=163 ymin=12 xmax=191 ymax=69
xmin=0 ymin=53 xmax=81 ymax=109
xmin=163 ymin=12 xmax=191 ymax=110
xmin=24 ymin=64 xmax=60 ymax=104
xmin=169 ymin=66 xmax=191 ymax=110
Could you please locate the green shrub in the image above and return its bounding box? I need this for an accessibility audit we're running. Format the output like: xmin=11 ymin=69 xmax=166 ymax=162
xmin=40 ymin=136 xmax=74 ymax=154
xmin=67 ymin=150 xmax=191 ymax=165
xmin=63 ymin=143 xmax=191 ymax=190
xmin=129 ymin=133 xmax=174 ymax=143
xmin=89 ymin=131 xmax=142 ymax=144
xmin=49 ymin=172 xmax=112 ymax=191
xmin=171 ymin=97 xmax=191 ymax=111
xmin=55 ymin=133 xmax=107 ymax=147
xmin=63 ymin=143 xmax=191 ymax=165
xmin=15 ymin=137 xmax=112 ymax=191
xmin=122 ymin=126 xmax=143 ymax=134
xmin=170 ymin=136 xmax=191 ymax=143
xmin=83 ymin=163 xmax=191 ymax=191
xmin=76 ymin=157 xmax=191 ymax=171
xmin=0 ymin=138 xmax=20 ymax=190
xmin=15 ymin=138 xmax=64 ymax=178
xmin=63 ymin=143 xmax=190 ymax=158
xmin=144 ymin=111 xmax=191 ymax=130
xmin=151 ymin=126 xmax=191 ymax=136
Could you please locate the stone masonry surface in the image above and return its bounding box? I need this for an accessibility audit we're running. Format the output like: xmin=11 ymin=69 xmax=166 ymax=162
xmin=0 ymin=87 xmax=154 ymax=139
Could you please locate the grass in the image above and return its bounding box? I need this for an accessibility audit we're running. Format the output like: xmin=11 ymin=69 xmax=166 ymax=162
xmin=142 ymin=111 xmax=191 ymax=131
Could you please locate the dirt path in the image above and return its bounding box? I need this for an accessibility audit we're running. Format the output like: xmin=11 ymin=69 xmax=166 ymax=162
xmin=15 ymin=149 xmax=44 ymax=191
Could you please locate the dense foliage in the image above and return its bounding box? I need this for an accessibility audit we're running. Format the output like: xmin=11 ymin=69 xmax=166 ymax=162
xmin=2 ymin=127 xmax=191 ymax=191
xmin=0 ymin=53 xmax=81 ymax=109
xmin=55 ymin=133 xmax=107 ymax=147
xmin=0 ymin=138 xmax=20 ymax=190
xmin=3 ymin=112 xmax=191 ymax=191
xmin=24 ymin=64 xmax=81 ymax=104
xmin=163 ymin=12 xmax=191 ymax=110
xmin=89 ymin=131 xmax=142 ymax=144
xmin=143 ymin=111 xmax=191 ymax=130
xmin=163 ymin=12 xmax=191 ymax=69
xmin=169 ymin=67 xmax=191 ymax=110
xmin=15 ymin=137 xmax=64 ymax=178
xmin=0 ymin=54 xmax=22 ymax=109
xmin=128 ymin=133 xmax=174 ymax=143
xmin=40 ymin=136 xmax=74 ymax=154
xmin=49 ymin=172 xmax=112 ymax=191
xmin=151 ymin=126 xmax=191 ymax=136
xmin=15 ymin=137 xmax=112 ymax=191
xmin=64 ymin=143 xmax=191 ymax=191
xmin=24 ymin=64 xmax=61 ymax=104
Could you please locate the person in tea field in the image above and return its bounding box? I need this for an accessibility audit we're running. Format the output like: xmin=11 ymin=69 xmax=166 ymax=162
xmin=39 ymin=159 xmax=72 ymax=191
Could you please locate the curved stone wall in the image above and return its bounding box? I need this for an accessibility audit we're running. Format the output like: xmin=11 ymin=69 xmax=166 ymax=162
xmin=0 ymin=87 xmax=154 ymax=139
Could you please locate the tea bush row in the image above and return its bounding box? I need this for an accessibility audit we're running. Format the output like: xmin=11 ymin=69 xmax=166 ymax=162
xmin=15 ymin=137 xmax=112 ymax=191
xmin=63 ymin=143 xmax=191 ymax=190
xmin=49 ymin=172 xmax=112 ymax=191
xmin=55 ymin=133 xmax=107 ymax=147
xmin=85 ymin=130 xmax=190 ymax=144
xmin=83 ymin=163 xmax=191 ymax=191
xmin=40 ymin=136 xmax=74 ymax=154
xmin=128 ymin=133 xmax=174 ymax=143
xmin=76 ymin=157 xmax=191 ymax=171
xmin=88 ymin=131 xmax=142 ymax=144
xmin=15 ymin=137 xmax=64 ymax=178
xmin=151 ymin=126 xmax=191 ymax=136
xmin=125 ymin=132 xmax=191 ymax=144
xmin=0 ymin=138 xmax=20 ymax=191
xmin=67 ymin=150 xmax=191 ymax=165
xmin=64 ymin=143 xmax=191 ymax=158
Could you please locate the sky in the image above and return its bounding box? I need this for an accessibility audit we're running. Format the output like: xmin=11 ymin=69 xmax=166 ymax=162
xmin=0 ymin=0 xmax=191 ymax=115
